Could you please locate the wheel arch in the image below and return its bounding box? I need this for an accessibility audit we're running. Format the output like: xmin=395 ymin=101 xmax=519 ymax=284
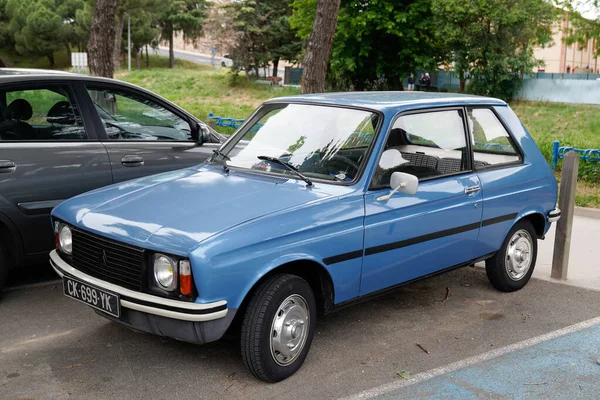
xmin=229 ymin=259 xmax=335 ymax=335
xmin=517 ymin=210 xmax=547 ymax=239
xmin=0 ymin=212 xmax=24 ymax=267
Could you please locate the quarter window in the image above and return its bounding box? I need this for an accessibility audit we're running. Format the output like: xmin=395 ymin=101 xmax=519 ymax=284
xmin=467 ymin=108 xmax=520 ymax=168
xmin=0 ymin=86 xmax=86 ymax=141
xmin=372 ymin=109 xmax=468 ymax=187
xmin=87 ymin=87 xmax=192 ymax=141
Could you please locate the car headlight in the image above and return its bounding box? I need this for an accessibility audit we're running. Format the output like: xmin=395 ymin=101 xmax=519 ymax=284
xmin=58 ymin=224 xmax=73 ymax=255
xmin=153 ymin=254 xmax=177 ymax=291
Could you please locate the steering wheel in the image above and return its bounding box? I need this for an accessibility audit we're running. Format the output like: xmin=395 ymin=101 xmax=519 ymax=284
xmin=324 ymin=154 xmax=360 ymax=179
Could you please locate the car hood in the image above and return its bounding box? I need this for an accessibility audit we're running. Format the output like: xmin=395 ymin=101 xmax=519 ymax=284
xmin=52 ymin=165 xmax=346 ymax=255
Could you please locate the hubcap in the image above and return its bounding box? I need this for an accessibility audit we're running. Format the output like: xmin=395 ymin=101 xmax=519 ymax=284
xmin=505 ymin=229 xmax=533 ymax=281
xmin=270 ymin=294 xmax=310 ymax=366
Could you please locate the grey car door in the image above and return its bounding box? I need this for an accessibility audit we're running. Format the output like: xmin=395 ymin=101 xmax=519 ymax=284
xmin=0 ymin=83 xmax=112 ymax=255
xmin=85 ymin=85 xmax=220 ymax=184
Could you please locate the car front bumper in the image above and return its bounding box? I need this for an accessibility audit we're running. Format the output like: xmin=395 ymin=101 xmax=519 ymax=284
xmin=50 ymin=250 xmax=235 ymax=344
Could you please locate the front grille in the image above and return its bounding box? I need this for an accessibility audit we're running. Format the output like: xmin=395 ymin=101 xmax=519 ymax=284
xmin=71 ymin=228 xmax=145 ymax=291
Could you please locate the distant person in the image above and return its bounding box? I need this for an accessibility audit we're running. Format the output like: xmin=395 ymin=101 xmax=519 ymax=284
xmin=418 ymin=73 xmax=425 ymax=90
xmin=407 ymin=73 xmax=415 ymax=91
xmin=424 ymin=73 xmax=431 ymax=89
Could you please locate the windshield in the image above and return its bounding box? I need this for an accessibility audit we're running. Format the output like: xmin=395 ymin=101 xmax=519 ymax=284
xmin=222 ymin=103 xmax=380 ymax=183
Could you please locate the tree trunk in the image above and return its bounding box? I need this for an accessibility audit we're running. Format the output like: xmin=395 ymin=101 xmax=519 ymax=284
xmin=113 ymin=11 xmax=125 ymax=71
xmin=169 ymin=23 xmax=175 ymax=69
xmin=301 ymin=0 xmax=341 ymax=94
xmin=272 ymin=57 xmax=279 ymax=77
xmin=88 ymin=0 xmax=118 ymax=78
xmin=145 ymin=44 xmax=149 ymax=67
xmin=459 ymin=70 xmax=466 ymax=92
xmin=48 ymin=53 xmax=55 ymax=69
xmin=64 ymin=43 xmax=71 ymax=65
xmin=135 ymin=48 xmax=141 ymax=70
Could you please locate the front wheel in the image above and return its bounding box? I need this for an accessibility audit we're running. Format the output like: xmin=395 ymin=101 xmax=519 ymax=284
xmin=240 ymin=274 xmax=317 ymax=382
xmin=486 ymin=220 xmax=537 ymax=292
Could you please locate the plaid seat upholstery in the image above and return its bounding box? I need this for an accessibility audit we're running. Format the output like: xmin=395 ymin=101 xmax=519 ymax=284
xmin=437 ymin=157 xmax=462 ymax=174
xmin=401 ymin=152 xmax=439 ymax=169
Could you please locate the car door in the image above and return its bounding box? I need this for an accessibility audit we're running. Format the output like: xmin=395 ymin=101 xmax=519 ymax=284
xmin=83 ymin=83 xmax=220 ymax=183
xmin=0 ymin=82 xmax=112 ymax=256
xmin=361 ymin=108 xmax=483 ymax=295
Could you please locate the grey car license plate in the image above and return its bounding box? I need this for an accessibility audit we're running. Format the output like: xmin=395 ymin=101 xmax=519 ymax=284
xmin=63 ymin=276 xmax=120 ymax=318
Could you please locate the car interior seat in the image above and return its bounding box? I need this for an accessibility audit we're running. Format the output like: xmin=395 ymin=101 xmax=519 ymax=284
xmin=47 ymin=101 xmax=76 ymax=125
xmin=0 ymin=99 xmax=35 ymax=140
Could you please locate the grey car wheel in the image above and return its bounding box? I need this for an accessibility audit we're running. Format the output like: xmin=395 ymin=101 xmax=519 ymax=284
xmin=486 ymin=220 xmax=538 ymax=292
xmin=241 ymin=274 xmax=317 ymax=382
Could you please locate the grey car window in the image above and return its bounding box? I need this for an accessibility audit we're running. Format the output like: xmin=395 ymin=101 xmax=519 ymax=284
xmin=87 ymin=87 xmax=192 ymax=141
xmin=0 ymin=86 xmax=86 ymax=141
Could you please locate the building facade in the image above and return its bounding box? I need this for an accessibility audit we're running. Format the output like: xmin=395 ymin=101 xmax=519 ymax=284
xmin=534 ymin=14 xmax=599 ymax=73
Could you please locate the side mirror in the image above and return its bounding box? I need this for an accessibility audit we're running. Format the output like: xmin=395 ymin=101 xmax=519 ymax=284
xmin=193 ymin=123 xmax=212 ymax=145
xmin=377 ymin=172 xmax=419 ymax=201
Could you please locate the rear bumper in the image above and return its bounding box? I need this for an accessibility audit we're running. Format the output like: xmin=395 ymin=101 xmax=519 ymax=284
xmin=548 ymin=208 xmax=561 ymax=223
xmin=50 ymin=250 xmax=234 ymax=344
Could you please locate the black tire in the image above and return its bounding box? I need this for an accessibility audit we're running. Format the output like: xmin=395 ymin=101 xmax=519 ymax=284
xmin=240 ymin=274 xmax=317 ymax=382
xmin=0 ymin=243 xmax=8 ymax=291
xmin=486 ymin=220 xmax=537 ymax=292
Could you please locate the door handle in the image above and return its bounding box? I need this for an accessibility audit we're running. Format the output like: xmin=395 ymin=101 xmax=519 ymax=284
xmin=0 ymin=160 xmax=16 ymax=173
xmin=465 ymin=185 xmax=481 ymax=195
xmin=121 ymin=155 xmax=144 ymax=167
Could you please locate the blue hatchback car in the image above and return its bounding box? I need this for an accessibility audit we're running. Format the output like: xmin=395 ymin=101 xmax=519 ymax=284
xmin=50 ymin=92 xmax=560 ymax=382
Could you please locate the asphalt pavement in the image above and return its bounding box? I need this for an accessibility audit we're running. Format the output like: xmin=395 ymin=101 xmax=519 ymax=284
xmin=2 ymin=267 xmax=600 ymax=400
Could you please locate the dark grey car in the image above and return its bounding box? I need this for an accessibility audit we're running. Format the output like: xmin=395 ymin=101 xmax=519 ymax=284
xmin=0 ymin=68 xmax=223 ymax=289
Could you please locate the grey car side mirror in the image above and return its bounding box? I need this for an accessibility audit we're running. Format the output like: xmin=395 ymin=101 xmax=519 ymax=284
xmin=377 ymin=172 xmax=419 ymax=201
xmin=194 ymin=124 xmax=211 ymax=146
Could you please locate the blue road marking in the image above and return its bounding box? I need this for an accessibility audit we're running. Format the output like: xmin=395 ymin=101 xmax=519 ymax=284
xmin=377 ymin=322 xmax=600 ymax=399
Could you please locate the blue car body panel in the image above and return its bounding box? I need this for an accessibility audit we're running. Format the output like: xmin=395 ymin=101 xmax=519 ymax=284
xmin=52 ymin=93 xmax=558 ymax=312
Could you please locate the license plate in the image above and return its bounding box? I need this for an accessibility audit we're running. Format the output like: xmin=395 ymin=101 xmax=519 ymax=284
xmin=63 ymin=276 xmax=120 ymax=318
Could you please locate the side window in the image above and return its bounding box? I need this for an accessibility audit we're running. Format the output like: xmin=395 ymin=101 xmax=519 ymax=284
xmin=467 ymin=108 xmax=520 ymax=168
xmin=87 ymin=87 xmax=192 ymax=141
xmin=0 ymin=86 xmax=86 ymax=141
xmin=372 ymin=109 xmax=468 ymax=187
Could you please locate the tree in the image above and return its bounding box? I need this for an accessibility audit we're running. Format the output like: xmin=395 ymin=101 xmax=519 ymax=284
xmin=6 ymin=0 xmax=64 ymax=68
xmin=292 ymin=0 xmax=443 ymax=91
xmin=57 ymin=0 xmax=86 ymax=60
xmin=432 ymin=0 xmax=556 ymax=100
xmin=300 ymin=0 xmax=340 ymax=93
xmin=159 ymin=0 xmax=210 ymax=69
xmin=88 ymin=0 xmax=118 ymax=77
xmin=129 ymin=10 xmax=161 ymax=69
xmin=112 ymin=0 xmax=169 ymax=70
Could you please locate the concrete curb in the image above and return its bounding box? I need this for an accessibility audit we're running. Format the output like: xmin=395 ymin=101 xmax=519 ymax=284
xmin=574 ymin=206 xmax=600 ymax=219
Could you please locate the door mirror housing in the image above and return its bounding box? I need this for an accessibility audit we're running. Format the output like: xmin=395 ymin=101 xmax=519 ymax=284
xmin=377 ymin=172 xmax=419 ymax=201
xmin=192 ymin=122 xmax=212 ymax=145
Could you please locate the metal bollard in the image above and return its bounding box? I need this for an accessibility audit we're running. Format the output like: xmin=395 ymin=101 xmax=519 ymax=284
xmin=551 ymin=151 xmax=579 ymax=280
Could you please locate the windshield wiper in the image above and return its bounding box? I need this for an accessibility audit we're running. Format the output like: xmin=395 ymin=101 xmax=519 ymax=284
xmin=257 ymin=155 xmax=313 ymax=187
xmin=212 ymin=149 xmax=230 ymax=173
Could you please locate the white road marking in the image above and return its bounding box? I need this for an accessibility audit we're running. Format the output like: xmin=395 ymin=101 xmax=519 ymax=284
xmin=340 ymin=315 xmax=600 ymax=400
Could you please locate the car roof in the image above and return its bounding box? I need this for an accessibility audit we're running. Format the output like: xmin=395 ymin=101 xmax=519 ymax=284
xmin=266 ymin=91 xmax=506 ymax=112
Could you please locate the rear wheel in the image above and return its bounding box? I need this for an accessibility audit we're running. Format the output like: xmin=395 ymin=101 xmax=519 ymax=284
xmin=486 ymin=220 xmax=537 ymax=292
xmin=240 ymin=274 xmax=316 ymax=382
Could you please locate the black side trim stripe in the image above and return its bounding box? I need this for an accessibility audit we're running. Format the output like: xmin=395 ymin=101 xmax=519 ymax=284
xmin=323 ymin=250 xmax=363 ymax=265
xmin=365 ymin=222 xmax=481 ymax=256
xmin=323 ymin=213 xmax=517 ymax=264
xmin=121 ymin=295 xmax=227 ymax=315
xmin=482 ymin=213 xmax=518 ymax=227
